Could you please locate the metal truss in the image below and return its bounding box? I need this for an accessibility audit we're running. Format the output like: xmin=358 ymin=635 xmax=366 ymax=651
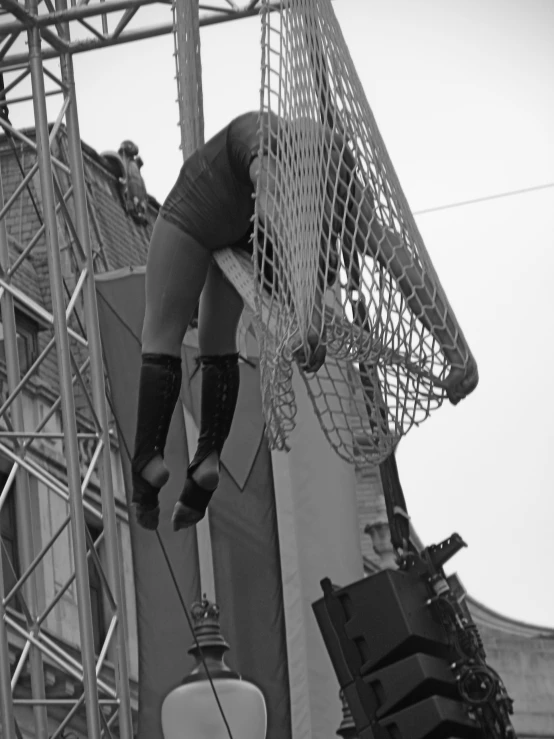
xmin=0 ymin=1 xmax=136 ymax=738
xmin=0 ymin=1 xmax=278 ymax=739
xmin=0 ymin=0 xmax=283 ymax=67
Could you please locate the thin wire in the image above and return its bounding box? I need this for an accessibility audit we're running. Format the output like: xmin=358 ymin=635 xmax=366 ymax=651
xmin=155 ymin=531 xmax=235 ymax=739
xmin=110 ymin=379 xmax=235 ymax=739
xmin=413 ymin=181 xmax=554 ymax=216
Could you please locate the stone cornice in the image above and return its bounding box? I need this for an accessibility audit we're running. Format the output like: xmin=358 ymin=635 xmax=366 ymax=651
xmin=466 ymin=593 xmax=554 ymax=639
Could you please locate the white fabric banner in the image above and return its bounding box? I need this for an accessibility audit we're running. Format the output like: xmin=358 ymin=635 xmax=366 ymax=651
xmin=273 ymin=367 xmax=364 ymax=739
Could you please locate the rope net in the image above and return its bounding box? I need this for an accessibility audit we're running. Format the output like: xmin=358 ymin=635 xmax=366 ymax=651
xmin=247 ymin=0 xmax=477 ymax=464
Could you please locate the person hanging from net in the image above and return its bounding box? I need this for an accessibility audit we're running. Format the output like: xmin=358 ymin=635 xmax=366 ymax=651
xmin=131 ymin=110 xmax=478 ymax=532
xmin=132 ymin=110 xmax=329 ymax=533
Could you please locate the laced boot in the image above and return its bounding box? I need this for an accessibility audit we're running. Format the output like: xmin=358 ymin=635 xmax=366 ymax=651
xmin=132 ymin=354 xmax=182 ymax=530
xmin=172 ymin=353 xmax=239 ymax=531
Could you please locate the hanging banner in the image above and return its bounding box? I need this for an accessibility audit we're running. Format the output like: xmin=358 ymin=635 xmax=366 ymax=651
xmin=95 ymin=268 xmax=292 ymax=739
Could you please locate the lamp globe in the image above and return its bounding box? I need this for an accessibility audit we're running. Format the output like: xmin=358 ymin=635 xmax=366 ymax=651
xmin=161 ymin=598 xmax=267 ymax=739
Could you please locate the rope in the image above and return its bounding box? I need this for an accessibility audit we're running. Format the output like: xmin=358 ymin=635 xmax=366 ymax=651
xmin=155 ymin=532 xmax=235 ymax=739
xmin=112 ymin=397 xmax=235 ymax=739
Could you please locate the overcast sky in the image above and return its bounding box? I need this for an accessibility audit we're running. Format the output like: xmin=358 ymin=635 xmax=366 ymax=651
xmin=10 ymin=0 xmax=554 ymax=626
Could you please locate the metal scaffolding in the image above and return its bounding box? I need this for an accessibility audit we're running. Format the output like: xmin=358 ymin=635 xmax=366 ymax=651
xmin=0 ymin=2 xmax=279 ymax=738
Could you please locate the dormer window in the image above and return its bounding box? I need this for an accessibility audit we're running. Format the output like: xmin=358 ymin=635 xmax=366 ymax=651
xmin=0 ymin=314 xmax=39 ymax=374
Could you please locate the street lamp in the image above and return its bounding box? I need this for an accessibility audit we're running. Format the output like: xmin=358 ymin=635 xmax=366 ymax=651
xmin=161 ymin=598 xmax=267 ymax=739
xmin=337 ymin=689 xmax=359 ymax=739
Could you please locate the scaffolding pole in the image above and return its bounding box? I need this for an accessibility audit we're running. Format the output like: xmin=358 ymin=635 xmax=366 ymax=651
xmin=0 ymin=161 xmax=21 ymax=739
xmin=0 ymin=155 xmax=49 ymax=739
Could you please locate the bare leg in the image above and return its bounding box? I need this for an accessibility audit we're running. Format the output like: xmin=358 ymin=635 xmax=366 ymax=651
xmin=142 ymin=217 xmax=211 ymax=356
xmin=139 ymin=217 xmax=211 ymax=488
xmin=197 ymin=261 xmax=245 ymax=355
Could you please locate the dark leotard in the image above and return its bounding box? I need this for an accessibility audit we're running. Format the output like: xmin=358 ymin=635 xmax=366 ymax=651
xmin=159 ymin=111 xmax=262 ymax=251
xmin=159 ymin=112 xmax=347 ymax=294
